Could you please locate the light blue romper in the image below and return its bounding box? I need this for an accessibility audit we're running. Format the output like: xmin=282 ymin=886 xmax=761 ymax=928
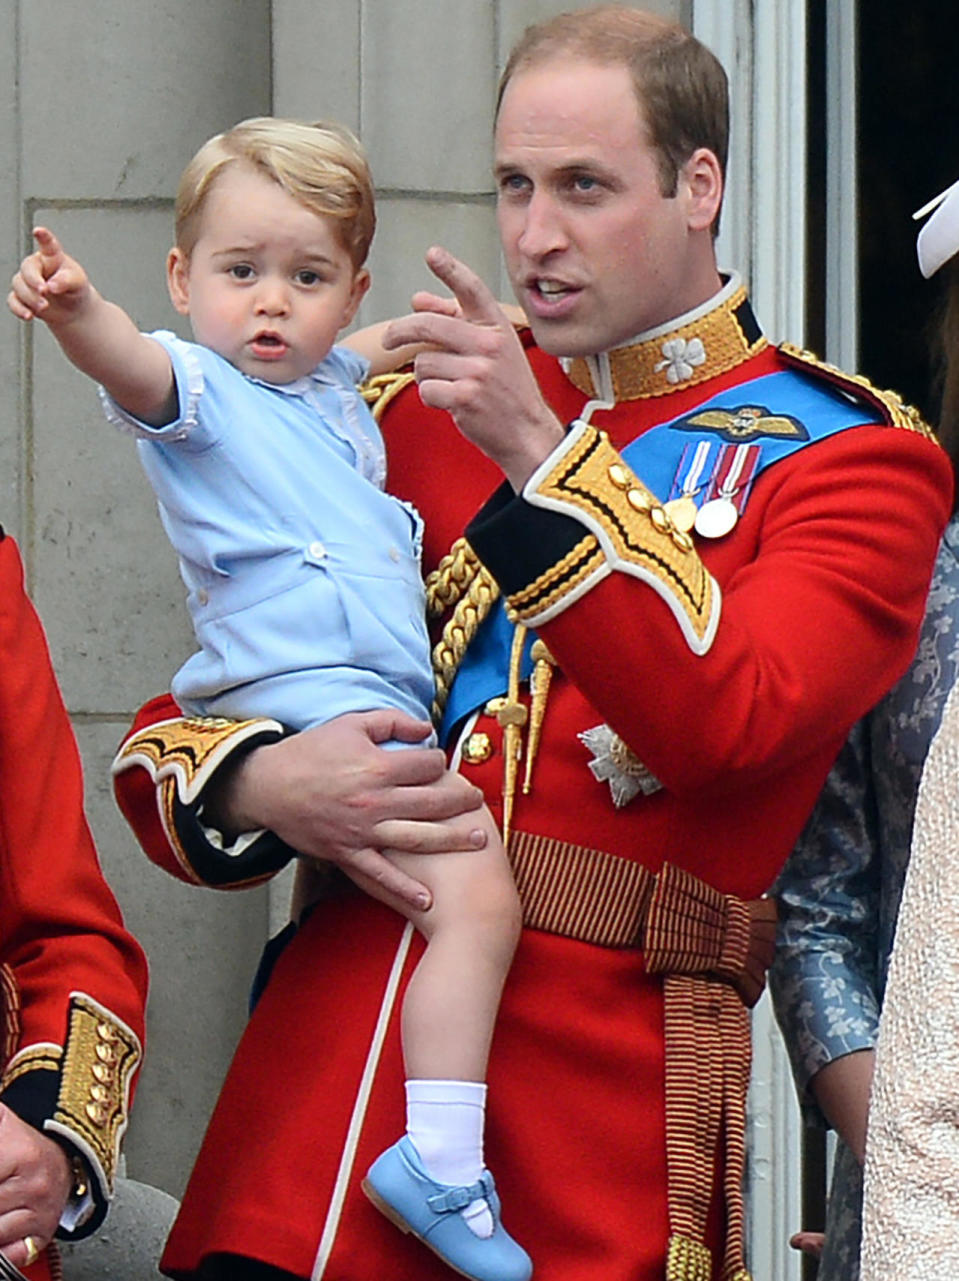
xmin=103 ymin=331 xmax=434 ymax=733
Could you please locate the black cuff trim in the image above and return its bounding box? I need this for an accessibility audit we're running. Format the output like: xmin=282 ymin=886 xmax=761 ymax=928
xmin=172 ymin=729 xmax=297 ymax=887
xmin=0 ymin=1066 xmax=58 ymax=1134
xmin=467 ymin=480 xmax=588 ymax=598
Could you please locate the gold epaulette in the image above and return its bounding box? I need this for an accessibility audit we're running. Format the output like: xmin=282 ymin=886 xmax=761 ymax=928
xmin=360 ymin=370 xmax=417 ymax=422
xmin=779 ymin=342 xmax=938 ymax=440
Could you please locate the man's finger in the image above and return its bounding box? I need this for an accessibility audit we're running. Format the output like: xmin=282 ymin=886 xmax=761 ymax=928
xmin=356 ymin=708 xmax=436 ymax=749
xmin=424 ymin=245 xmax=502 ymax=326
xmin=373 ymin=817 xmax=488 ymax=855
xmin=346 ymin=848 xmax=433 ymax=912
xmin=384 ymin=309 xmax=478 ymax=352
xmin=411 ymin=291 xmax=460 ymax=318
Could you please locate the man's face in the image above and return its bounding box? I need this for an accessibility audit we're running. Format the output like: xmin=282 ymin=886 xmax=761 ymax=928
xmin=495 ymin=57 xmax=717 ymax=357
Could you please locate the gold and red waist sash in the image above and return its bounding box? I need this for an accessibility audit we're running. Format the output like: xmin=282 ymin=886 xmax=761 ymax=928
xmin=508 ymin=830 xmax=774 ymax=1281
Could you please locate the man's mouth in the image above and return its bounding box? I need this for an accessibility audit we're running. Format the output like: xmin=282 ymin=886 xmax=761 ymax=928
xmin=523 ymin=277 xmax=582 ymax=318
xmin=532 ymin=278 xmax=575 ymax=299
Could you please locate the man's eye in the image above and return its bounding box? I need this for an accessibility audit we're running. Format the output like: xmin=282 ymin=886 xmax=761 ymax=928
xmin=499 ymin=173 xmax=529 ymax=195
xmin=229 ymin=264 xmax=254 ymax=280
xmin=573 ymin=175 xmax=599 ymax=192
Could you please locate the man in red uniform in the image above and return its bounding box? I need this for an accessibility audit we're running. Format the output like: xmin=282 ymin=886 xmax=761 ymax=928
xmin=113 ymin=8 xmax=950 ymax=1281
xmin=0 ymin=528 xmax=147 ymax=1280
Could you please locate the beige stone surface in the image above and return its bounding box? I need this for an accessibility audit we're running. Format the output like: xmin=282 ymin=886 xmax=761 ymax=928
xmin=20 ymin=0 xmax=271 ymax=200
xmin=362 ymin=0 xmax=495 ymax=193
xmin=272 ymin=0 xmax=361 ymax=127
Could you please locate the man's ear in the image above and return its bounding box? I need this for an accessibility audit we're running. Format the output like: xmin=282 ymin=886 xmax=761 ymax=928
xmin=682 ymin=148 xmax=724 ymax=233
xmin=166 ymin=247 xmax=191 ymax=315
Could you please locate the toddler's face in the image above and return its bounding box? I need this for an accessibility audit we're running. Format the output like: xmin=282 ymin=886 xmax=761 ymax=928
xmin=167 ymin=164 xmax=369 ymax=384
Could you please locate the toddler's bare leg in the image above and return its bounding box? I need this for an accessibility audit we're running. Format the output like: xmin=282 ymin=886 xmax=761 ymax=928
xmin=356 ymin=803 xmax=529 ymax=1256
xmin=348 ymin=803 xmax=521 ymax=1081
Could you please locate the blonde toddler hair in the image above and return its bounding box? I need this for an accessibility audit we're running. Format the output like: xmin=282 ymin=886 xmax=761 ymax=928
xmin=174 ymin=116 xmax=375 ymax=268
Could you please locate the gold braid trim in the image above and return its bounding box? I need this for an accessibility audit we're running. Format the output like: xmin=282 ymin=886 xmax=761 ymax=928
xmin=520 ymin=424 xmax=716 ymax=652
xmin=666 ymin=1233 xmax=713 ymax=1281
xmin=565 ymin=280 xmax=767 ymax=402
xmin=779 ymin=343 xmax=938 ymax=439
xmin=112 ymin=715 xmax=283 ymax=808
xmin=1 ymin=1045 xmax=61 ymax=1089
xmin=360 ymin=370 xmax=417 ymax=421
xmin=51 ymin=994 xmax=141 ymax=1194
xmin=0 ymin=964 xmax=20 ymax=1066
xmin=426 ymin=538 xmax=500 ymax=719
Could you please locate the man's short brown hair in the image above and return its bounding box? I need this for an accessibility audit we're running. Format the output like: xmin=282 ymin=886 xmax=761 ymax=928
xmin=497 ymin=5 xmax=728 ymax=203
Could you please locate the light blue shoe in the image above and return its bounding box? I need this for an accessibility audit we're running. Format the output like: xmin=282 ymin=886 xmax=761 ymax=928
xmin=362 ymin=1137 xmax=533 ymax=1281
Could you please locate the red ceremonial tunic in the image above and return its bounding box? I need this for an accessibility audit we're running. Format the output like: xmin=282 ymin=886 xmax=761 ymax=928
xmin=113 ymin=281 xmax=951 ymax=1281
xmin=0 ymin=532 xmax=148 ymax=1278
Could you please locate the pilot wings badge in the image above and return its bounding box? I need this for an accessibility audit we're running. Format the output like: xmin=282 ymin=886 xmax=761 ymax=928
xmin=680 ymin=404 xmax=808 ymax=443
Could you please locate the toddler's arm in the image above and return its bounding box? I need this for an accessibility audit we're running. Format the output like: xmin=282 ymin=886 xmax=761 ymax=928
xmin=8 ymin=227 xmax=176 ymax=425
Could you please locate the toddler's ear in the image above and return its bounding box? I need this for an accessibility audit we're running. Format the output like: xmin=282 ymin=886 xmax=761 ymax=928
xmin=166 ymin=247 xmax=191 ymax=315
xmin=341 ymin=267 xmax=371 ymax=329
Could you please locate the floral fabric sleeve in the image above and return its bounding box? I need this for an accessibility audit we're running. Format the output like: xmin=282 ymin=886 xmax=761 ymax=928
xmin=768 ymin=716 xmax=882 ymax=1124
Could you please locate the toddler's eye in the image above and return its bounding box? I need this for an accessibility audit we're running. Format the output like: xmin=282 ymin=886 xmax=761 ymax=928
xmin=296 ymin=270 xmax=321 ymax=286
xmin=229 ymin=264 xmax=254 ymax=280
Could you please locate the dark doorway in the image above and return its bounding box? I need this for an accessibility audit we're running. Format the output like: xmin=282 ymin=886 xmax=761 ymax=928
xmin=808 ymin=3 xmax=959 ymax=426
xmin=858 ymin=5 xmax=959 ymax=426
xmin=798 ymin=10 xmax=959 ymax=1280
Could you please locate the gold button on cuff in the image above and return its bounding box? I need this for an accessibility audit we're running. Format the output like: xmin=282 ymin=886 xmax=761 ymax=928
xmin=627 ymin=488 xmax=652 ymax=513
xmin=608 ymin=463 xmax=631 ymax=490
xmin=649 ymin=505 xmax=670 ymax=533
xmin=462 ymin=732 xmax=493 ymax=765
xmin=85 ymin=1102 xmax=108 ymax=1126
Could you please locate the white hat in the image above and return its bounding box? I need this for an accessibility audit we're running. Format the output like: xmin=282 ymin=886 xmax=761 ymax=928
xmin=914 ymin=177 xmax=959 ymax=278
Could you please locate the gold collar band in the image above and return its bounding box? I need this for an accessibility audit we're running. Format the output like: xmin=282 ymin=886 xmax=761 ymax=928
xmin=563 ymin=276 xmax=767 ymax=403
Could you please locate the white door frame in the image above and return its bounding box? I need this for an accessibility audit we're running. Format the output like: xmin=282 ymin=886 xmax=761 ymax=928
xmin=691 ymin=4 xmax=810 ymax=1279
xmin=692 ymin=2 xmax=862 ymax=1276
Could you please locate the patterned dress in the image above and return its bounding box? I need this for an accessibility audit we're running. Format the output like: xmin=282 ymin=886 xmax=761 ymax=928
xmin=770 ymin=515 xmax=959 ymax=1281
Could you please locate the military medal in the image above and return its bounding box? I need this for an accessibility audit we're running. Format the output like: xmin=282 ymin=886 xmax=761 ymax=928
xmin=695 ymin=442 xmax=761 ymax=539
xmin=665 ymin=440 xmax=715 ymax=532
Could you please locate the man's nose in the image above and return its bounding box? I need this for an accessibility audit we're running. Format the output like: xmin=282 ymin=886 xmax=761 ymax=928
xmin=517 ymin=192 xmax=568 ymax=257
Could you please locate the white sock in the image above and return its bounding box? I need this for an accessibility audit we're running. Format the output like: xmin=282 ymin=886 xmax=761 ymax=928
xmin=405 ymin=1079 xmax=494 ymax=1238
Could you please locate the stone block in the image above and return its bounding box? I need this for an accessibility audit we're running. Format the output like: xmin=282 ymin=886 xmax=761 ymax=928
xmin=272 ymin=0 xmax=361 ymax=127
xmin=60 ymin=1175 xmax=179 ymax=1279
xmin=0 ymin=0 xmax=21 ymax=532
xmin=360 ymin=195 xmax=501 ymax=327
xmin=20 ymin=0 xmax=271 ymax=201
xmin=361 ymin=0 xmax=495 ymax=194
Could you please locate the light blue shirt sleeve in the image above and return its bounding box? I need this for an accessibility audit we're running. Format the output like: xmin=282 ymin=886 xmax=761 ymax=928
xmin=98 ymin=330 xmax=220 ymax=451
